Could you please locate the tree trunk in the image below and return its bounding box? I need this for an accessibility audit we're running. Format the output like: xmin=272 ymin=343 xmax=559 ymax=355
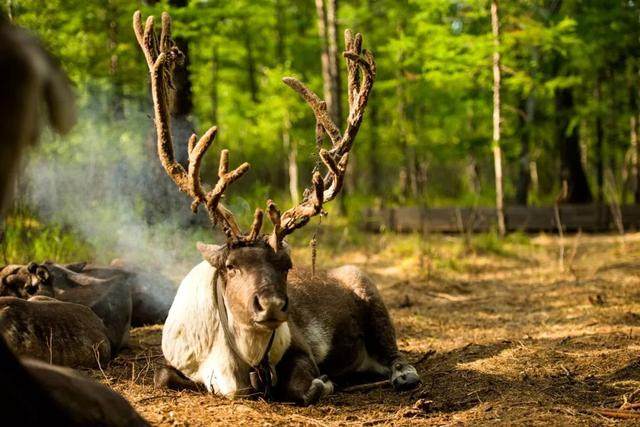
xmin=555 ymin=88 xmax=593 ymax=203
xmin=595 ymin=77 xmax=604 ymax=204
xmin=283 ymin=112 xmax=299 ymax=205
xmin=275 ymin=0 xmax=286 ymax=64
xmin=315 ymin=0 xmax=333 ymax=115
xmin=326 ymin=0 xmax=341 ymax=126
xmin=515 ymin=96 xmax=534 ymax=205
xmin=168 ymin=36 xmax=194 ymax=165
xmin=243 ymin=19 xmax=259 ymax=104
xmin=210 ymin=45 xmax=219 ymax=124
xmin=629 ymin=64 xmax=640 ymax=203
xmin=368 ymin=99 xmax=380 ymax=194
xmin=275 ymin=2 xmax=299 ymax=205
xmin=106 ymin=0 xmax=124 ymax=119
xmin=316 ymin=0 xmax=346 ymax=213
xmin=491 ymin=0 xmax=506 ymax=236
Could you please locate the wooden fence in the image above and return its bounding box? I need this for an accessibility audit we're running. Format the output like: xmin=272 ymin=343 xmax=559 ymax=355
xmin=362 ymin=205 xmax=640 ymax=233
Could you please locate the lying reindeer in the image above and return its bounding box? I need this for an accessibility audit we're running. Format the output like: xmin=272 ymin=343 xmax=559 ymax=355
xmin=1 ymin=262 xmax=131 ymax=353
xmin=0 ymin=295 xmax=111 ymax=367
xmin=135 ymin=12 xmax=420 ymax=404
xmin=47 ymin=260 xmax=176 ymax=327
xmin=0 ymin=262 xmax=55 ymax=298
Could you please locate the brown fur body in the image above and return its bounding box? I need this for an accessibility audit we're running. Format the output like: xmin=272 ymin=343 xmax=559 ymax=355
xmin=47 ymin=261 xmax=175 ymax=326
xmin=0 ymin=296 xmax=111 ymax=367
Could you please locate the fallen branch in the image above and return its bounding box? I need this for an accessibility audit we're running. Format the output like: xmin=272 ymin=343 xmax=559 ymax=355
xmin=341 ymin=380 xmax=390 ymax=393
xmin=593 ymin=408 xmax=640 ymax=419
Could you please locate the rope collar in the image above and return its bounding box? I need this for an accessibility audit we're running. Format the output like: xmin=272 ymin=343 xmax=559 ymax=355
xmin=212 ymin=266 xmax=276 ymax=401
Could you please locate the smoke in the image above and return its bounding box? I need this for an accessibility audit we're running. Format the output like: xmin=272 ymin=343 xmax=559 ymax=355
xmin=23 ymin=108 xmax=216 ymax=280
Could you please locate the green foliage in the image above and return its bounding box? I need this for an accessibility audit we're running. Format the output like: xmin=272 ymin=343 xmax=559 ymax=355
xmin=1 ymin=209 xmax=94 ymax=264
xmin=4 ymin=0 xmax=639 ymax=263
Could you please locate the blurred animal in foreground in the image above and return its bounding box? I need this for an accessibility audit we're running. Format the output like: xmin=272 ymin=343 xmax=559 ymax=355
xmin=135 ymin=11 xmax=419 ymax=405
xmin=0 ymin=15 xmax=148 ymax=426
xmin=0 ymin=13 xmax=75 ymax=212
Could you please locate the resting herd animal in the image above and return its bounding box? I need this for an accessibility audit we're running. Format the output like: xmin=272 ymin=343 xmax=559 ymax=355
xmin=0 ymin=8 xmax=419 ymax=426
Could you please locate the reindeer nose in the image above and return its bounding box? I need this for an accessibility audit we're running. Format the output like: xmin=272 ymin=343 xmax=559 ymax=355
xmin=253 ymin=294 xmax=289 ymax=325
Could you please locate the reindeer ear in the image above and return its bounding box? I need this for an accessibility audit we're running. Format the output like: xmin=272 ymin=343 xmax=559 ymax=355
xmin=197 ymin=242 xmax=225 ymax=267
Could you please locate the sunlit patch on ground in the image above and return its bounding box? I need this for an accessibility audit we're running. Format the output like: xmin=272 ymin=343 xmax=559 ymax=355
xmin=82 ymin=233 xmax=640 ymax=425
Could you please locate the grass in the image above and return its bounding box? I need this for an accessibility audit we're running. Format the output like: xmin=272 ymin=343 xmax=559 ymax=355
xmin=0 ymin=209 xmax=94 ymax=264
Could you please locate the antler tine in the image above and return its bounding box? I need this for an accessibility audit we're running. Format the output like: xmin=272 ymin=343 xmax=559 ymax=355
xmin=270 ymin=29 xmax=375 ymax=247
xmin=135 ymin=11 xmax=250 ymax=241
xmin=204 ymin=149 xmax=250 ymax=216
xmin=267 ymin=200 xmax=283 ymax=250
xmin=282 ymin=77 xmax=341 ymax=146
xmin=247 ymin=209 xmax=264 ymax=242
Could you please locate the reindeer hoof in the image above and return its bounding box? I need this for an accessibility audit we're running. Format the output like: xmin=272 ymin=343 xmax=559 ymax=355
xmin=391 ymin=362 xmax=420 ymax=391
xmin=303 ymin=376 xmax=334 ymax=405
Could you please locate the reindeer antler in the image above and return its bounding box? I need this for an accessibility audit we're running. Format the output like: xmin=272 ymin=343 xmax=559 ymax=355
xmin=133 ymin=11 xmax=252 ymax=240
xmin=267 ymin=29 xmax=376 ymax=249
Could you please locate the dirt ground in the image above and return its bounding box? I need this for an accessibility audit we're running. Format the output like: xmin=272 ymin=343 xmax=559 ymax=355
xmin=87 ymin=232 xmax=640 ymax=425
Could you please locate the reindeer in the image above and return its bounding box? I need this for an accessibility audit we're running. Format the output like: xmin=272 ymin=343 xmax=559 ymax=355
xmin=135 ymin=12 xmax=420 ymax=404
xmin=0 ymin=262 xmax=55 ymax=298
xmin=46 ymin=260 xmax=176 ymax=327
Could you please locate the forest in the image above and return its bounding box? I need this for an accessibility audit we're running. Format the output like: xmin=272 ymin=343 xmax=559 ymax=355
xmin=3 ymin=1 xmax=640 ymax=425
xmin=8 ymin=0 xmax=640 ymax=217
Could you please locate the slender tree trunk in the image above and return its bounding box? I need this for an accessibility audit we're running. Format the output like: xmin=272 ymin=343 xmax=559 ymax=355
xmin=555 ymin=87 xmax=592 ymax=203
xmin=316 ymin=0 xmax=346 ymax=213
xmin=315 ymin=0 xmax=333 ymax=115
xmin=275 ymin=0 xmax=286 ymax=65
xmin=632 ymin=106 xmax=640 ymax=205
xmin=282 ymin=112 xmax=299 ymax=205
xmin=107 ymin=0 xmax=124 ymax=119
xmin=516 ymin=96 xmax=534 ymax=205
xmin=368 ymin=100 xmax=380 ymax=194
xmin=326 ymin=0 xmax=341 ymax=126
xmin=243 ymin=20 xmax=259 ymax=104
xmin=491 ymin=0 xmax=505 ymax=236
xmin=275 ymin=2 xmax=299 ymax=205
xmin=629 ymin=63 xmax=640 ymax=203
xmin=210 ymin=45 xmax=219 ymax=124
xmin=595 ymin=76 xmax=604 ymax=204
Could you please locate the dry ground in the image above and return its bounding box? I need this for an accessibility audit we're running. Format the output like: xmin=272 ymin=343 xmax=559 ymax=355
xmin=86 ymin=232 xmax=640 ymax=425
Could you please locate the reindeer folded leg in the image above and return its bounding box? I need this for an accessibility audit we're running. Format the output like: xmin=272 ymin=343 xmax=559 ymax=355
xmin=275 ymin=347 xmax=333 ymax=405
xmin=357 ymin=275 xmax=421 ymax=391
xmin=154 ymin=364 xmax=203 ymax=392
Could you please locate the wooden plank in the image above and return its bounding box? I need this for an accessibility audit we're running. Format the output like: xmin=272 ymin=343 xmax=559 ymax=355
xmin=506 ymin=206 xmax=555 ymax=231
xmin=362 ymin=204 xmax=640 ymax=234
xmin=392 ymin=207 xmax=423 ymax=232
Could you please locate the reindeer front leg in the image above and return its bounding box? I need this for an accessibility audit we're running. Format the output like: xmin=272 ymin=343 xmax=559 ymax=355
xmin=275 ymin=346 xmax=333 ymax=405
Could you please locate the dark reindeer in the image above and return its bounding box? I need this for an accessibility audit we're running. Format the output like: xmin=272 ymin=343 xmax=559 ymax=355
xmin=0 ymin=15 xmax=148 ymax=426
xmin=135 ymin=11 xmax=419 ymax=404
xmin=0 ymin=263 xmax=55 ymax=298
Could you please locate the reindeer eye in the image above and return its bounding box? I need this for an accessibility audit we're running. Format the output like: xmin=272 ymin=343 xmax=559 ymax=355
xmin=226 ymin=264 xmax=235 ymax=271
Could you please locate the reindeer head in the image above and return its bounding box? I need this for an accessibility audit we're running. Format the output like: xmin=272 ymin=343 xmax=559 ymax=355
xmin=197 ymin=240 xmax=292 ymax=330
xmin=0 ymin=263 xmax=54 ymax=298
xmin=134 ymin=11 xmax=375 ymax=330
